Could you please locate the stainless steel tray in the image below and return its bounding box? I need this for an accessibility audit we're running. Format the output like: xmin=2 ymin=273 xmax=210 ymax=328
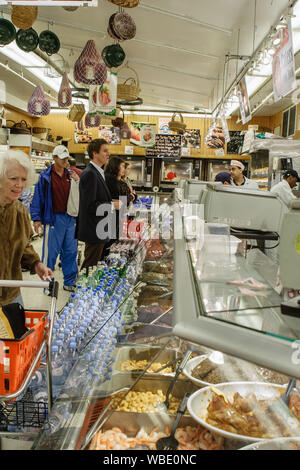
xmin=114 ymin=345 xmax=178 ymax=376
xmin=101 ymin=411 xmax=197 ymax=436
xmin=87 ymin=411 xmax=241 ymax=450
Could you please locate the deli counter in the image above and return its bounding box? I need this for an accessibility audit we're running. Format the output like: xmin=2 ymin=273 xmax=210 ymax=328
xmin=25 ymin=198 xmax=300 ymax=452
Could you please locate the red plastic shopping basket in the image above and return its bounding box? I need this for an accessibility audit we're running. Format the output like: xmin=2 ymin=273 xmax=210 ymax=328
xmin=0 ymin=310 xmax=48 ymax=397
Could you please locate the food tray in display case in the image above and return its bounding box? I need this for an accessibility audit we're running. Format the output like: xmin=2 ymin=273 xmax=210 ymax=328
xmin=117 ymin=323 xmax=173 ymax=344
xmin=75 ymin=374 xmax=200 ymax=450
xmin=187 ymin=382 xmax=300 ymax=443
xmin=86 ymin=411 xmax=230 ymax=450
xmin=114 ymin=345 xmax=179 ymax=375
xmin=183 ymin=353 xmax=290 ymax=388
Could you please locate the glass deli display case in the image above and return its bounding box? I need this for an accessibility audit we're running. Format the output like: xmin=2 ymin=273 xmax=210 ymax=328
xmin=25 ymin=195 xmax=300 ymax=452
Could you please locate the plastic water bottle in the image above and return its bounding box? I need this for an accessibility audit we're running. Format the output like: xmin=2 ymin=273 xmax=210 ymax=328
xmin=51 ymin=344 xmax=65 ymax=387
xmin=45 ymin=394 xmax=72 ymax=435
xmin=31 ymin=381 xmax=48 ymax=403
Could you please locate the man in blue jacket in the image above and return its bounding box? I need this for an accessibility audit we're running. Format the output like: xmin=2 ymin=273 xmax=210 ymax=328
xmin=30 ymin=145 xmax=79 ymax=292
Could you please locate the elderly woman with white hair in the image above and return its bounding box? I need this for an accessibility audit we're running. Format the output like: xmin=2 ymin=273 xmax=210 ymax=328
xmin=0 ymin=150 xmax=53 ymax=307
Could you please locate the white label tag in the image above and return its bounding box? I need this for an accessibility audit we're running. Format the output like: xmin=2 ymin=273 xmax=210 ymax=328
xmin=86 ymin=66 xmax=95 ymax=80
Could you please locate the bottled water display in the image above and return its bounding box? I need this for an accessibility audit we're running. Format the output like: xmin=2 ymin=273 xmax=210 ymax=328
xmin=27 ymin=248 xmax=147 ymax=404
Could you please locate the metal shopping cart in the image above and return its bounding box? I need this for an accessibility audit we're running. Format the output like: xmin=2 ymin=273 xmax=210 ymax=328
xmin=0 ymin=280 xmax=58 ymax=444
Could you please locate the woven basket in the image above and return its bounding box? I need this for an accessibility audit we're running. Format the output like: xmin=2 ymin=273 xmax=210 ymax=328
xmin=117 ymin=66 xmax=140 ymax=101
xmin=11 ymin=5 xmax=38 ymax=30
xmin=168 ymin=113 xmax=187 ymax=134
xmin=108 ymin=0 xmax=139 ymax=7
xmin=68 ymin=103 xmax=85 ymax=122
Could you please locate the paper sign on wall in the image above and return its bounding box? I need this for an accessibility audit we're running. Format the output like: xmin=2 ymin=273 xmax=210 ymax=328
xmin=125 ymin=145 xmax=134 ymax=154
xmin=89 ymin=71 xmax=117 ymax=115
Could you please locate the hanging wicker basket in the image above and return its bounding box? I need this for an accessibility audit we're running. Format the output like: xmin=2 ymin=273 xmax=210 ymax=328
xmin=108 ymin=0 xmax=139 ymax=7
xmin=68 ymin=103 xmax=85 ymax=122
xmin=168 ymin=113 xmax=187 ymax=134
xmin=117 ymin=66 xmax=140 ymax=101
xmin=11 ymin=5 xmax=38 ymax=30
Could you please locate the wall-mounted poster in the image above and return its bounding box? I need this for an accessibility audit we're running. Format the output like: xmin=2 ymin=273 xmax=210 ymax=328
xmin=74 ymin=121 xmax=92 ymax=144
xmin=158 ymin=117 xmax=172 ymax=134
xmin=181 ymin=129 xmax=201 ymax=148
xmin=272 ymin=18 xmax=297 ymax=103
xmin=130 ymin=122 xmax=156 ymax=148
xmin=98 ymin=126 xmax=121 ymax=145
xmin=238 ymin=77 xmax=252 ymax=125
xmin=205 ymin=123 xmax=225 ymax=150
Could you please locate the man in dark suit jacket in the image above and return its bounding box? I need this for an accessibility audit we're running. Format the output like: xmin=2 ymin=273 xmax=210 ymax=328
xmin=76 ymin=138 xmax=122 ymax=270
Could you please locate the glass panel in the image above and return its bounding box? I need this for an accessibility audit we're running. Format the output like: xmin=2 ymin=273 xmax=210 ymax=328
xmin=129 ymin=162 xmax=144 ymax=183
xmin=189 ymin=247 xmax=299 ymax=341
xmin=161 ymin=162 xmax=192 ymax=182
xmin=208 ymin=161 xmax=230 ymax=181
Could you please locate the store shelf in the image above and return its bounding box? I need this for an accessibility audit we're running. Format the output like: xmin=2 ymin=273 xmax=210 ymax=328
xmin=32 ymin=137 xmax=56 ymax=153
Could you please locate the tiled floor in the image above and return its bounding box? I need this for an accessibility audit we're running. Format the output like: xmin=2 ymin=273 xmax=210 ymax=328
xmin=21 ymin=236 xmax=75 ymax=313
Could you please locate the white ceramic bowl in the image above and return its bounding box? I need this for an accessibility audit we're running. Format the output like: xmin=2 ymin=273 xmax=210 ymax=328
xmin=240 ymin=437 xmax=300 ymax=450
xmin=187 ymin=382 xmax=299 ymax=443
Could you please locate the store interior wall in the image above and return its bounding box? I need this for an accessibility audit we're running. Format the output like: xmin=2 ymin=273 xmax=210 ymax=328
xmin=4 ymin=103 xmax=300 ymax=158
xmin=26 ymin=112 xmax=273 ymax=157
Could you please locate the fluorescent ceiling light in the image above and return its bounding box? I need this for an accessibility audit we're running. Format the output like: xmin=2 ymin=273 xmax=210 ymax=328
xmin=123 ymin=110 xmax=209 ymax=117
xmin=0 ymin=43 xmax=45 ymax=67
xmin=0 ymin=43 xmax=61 ymax=93
xmin=26 ymin=67 xmax=61 ymax=93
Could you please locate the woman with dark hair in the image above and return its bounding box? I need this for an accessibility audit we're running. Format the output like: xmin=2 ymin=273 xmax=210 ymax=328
xmin=121 ymin=162 xmax=136 ymax=204
xmin=104 ymin=156 xmax=127 ymax=243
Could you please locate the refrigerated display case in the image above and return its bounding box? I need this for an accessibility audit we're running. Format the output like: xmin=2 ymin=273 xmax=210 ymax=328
xmin=29 ymin=206 xmax=300 ymax=451
xmin=160 ymin=160 xmax=193 ymax=190
xmin=207 ymin=160 xmax=230 ymax=181
xmin=122 ymin=156 xmax=146 ymax=189
xmin=241 ymin=134 xmax=300 ymax=191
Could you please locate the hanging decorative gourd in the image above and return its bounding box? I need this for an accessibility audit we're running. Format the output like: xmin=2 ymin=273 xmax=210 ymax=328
xmin=85 ymin=113 xmax=101 ymax=128
xmin=58 ymin=72 xmax=72 ymax=108
xmin=27 ymin=85 xmax=50 ymax=116
xmin=74 ymin=40 xmax=107 ymax=85
xmin=120 ymin=122 xmax=131 ymax=139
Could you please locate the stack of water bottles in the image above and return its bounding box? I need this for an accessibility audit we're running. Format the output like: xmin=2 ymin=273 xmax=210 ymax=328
xmin=27 ymin=256 xmax=144 ymax=406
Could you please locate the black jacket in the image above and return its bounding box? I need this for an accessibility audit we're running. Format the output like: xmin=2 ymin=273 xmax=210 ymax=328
xmin=76 ymin=163 xmax=113 ymax=244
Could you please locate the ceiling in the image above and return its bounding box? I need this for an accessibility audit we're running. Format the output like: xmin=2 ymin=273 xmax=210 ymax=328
xmin=0 ymin=0 xmax=296 ymax=117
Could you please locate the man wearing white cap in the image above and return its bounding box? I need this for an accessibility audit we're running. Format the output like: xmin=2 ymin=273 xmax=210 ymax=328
xmin=31 ymin=145 xmax=79 ymax=292
xmin=230 ymin=160 xmax=259 ymax=190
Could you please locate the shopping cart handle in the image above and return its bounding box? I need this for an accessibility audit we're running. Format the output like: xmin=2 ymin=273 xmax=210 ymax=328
xmin=49 ymin=280 xmax=59 ymax=299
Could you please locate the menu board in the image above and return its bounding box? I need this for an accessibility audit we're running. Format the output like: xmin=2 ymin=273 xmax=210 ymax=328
xmin=145 ymin=134 xmax=182 ymax=159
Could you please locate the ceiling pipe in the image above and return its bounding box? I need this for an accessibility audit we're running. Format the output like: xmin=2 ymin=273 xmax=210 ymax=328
xmin=139 ymin=3 xmax=233 ymax=35
xmin=0 ymin=8 xmax=220 ymax=62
